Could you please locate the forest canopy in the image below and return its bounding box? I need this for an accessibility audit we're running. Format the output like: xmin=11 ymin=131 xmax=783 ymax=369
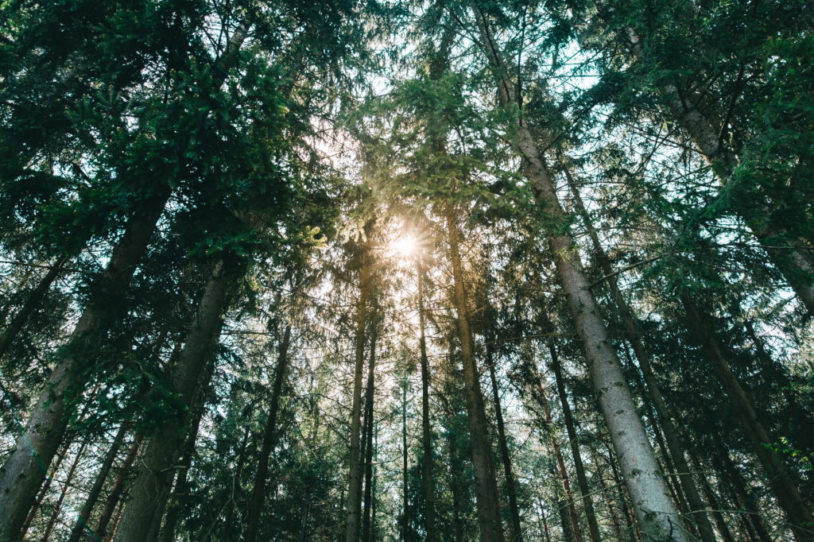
xmin=0 ymin=1 xmax=812 ymax=541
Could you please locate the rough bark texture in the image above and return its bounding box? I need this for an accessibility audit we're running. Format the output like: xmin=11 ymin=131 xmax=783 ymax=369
xmin=682 ymin=293 xmax=814 ymax=542
xmin=244 ymin=324 xmax=292 ymax=542
xmin=446 ymin=208 xmax=506 ymax=542
xmin=113 ymin=259 xmax=231 ymax=542
xmin=67 ymin=424 xmax=128 ymax=542
xmin=486 ymin=345 xmax=523 ymax=542
xmin=470 ymin=8 xmax=687 ymax=540
xmin=564 ymin=166 xmax=717 ymax=542
xmin=344 ymin=229 xmax=374 ymax=542
xmin=549 ymin=347 xmax=602 ymax=542
xmin=0 ymin=189 xmax=169 ymax=542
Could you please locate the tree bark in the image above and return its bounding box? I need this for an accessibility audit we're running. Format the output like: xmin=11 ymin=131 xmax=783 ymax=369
xmin=563 ymin=161 xmax=717 ymax=542
xmin=362 ymin=323 xmax=378 ymax=542
xmin=40 ymin=435 xmax=90 ymax=541
xmin=624 ymin=29 xmax=814 ymax=315
xmin=344 ymin=225 xmax=374 ymax=542
xmin=446 ymin=206 xmax=505 ymax=542
xmin=470 ymin=8 xmax=687 ymax=540
xmin=244 ymin=323 xmax=293 ymax=542
xmin=0 ymin=254 xmax=67 ymax=360
xmin=486 ymin=345 xmax=523 ymax=542
xmin=113 ymin=258 xmax=232 ymax=542
xmin=67 ymin=424 xmax=128 ymax=542
xmin=682 ymin=293 xmax=814 ymax=541
xmin=417 ymin=255 xmax=436 ymax=542
xmin=401 ymin=373 xmax=409 ymax=541
xmin=549 ymin=346 xmax=602 ymax=542
xmin=96 ymin=436 xmax=142 ymax=540
xmin=18 ymin=438 xmax=69 ymax=540
xmin=0 ymin=189 xmax=169 ymax=542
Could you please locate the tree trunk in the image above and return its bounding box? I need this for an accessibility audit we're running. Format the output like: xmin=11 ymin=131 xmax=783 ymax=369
xmin=40 ymin=435 xmax=90 ymax=541
xmin=682 ymin=293 xmax=814 ymax=541
xmin=0 ymin=189 xmax=169 ymax=542
xmin=624 ymin=29 xmax=814 ymax=314
xmin=113 ymin=258 xmax=232 ymax=542
xmin=470 ymin=9 xmax=687 ymax=540
xmin=244 ymin=323 xmax=293 ymax=542
xmin=96 ymin=436 xmax=142 ymax=540
xmin=417 ymin=256 xmax=436 ymax=542
xmin=402 ymin=373 xmax=409 ymax=542
xmin=486 ymin=345 xmax=523 ymax=542
xmin=446 ymin=206 xmax=505 ymax=542
xmin=67 ymin=423 xmax=128 ymax=542
xmin=18 ymin=438 xmax=69 ymax=540
xmin=549 ymin=346 xmax=602 ymax=542
xmin=0 ymin=254 xmax=67 ymax=360
xmin=563 ymin=161 xmax=717 ymax=542
xmin=712 ymin=447 xmax=774 ymax=542
xmin=344 ymin=226 xmax=374 ymax=542
xmin=362 ymin=323 xmax=379 ymax=542
xmin=691 ymin=455 xmax=736 ymax=542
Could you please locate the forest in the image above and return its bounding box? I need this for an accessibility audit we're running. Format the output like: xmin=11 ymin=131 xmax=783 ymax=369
xmin=0 ymin=1 xmax=812 ymax=541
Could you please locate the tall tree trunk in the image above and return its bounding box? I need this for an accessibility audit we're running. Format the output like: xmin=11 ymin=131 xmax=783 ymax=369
xmin=417 ymin=256 xmax=436 ymax=542
xmin=402 ymin=373 xmax=409 ymax=541
xmin=244 ymin=324 xmax=293 ymax=542
xmin=362 ymin=323 xmax=378 ymax=542
xmin=530 ymin=371 xmax=584 ymax=542
xmin=448 ymin=424 xmax=466 ymax=542
xmin=96 ymin=436 xmax=142 ymax=540
xmin=344 ymin=225 xmax=374 ymax=542
xmin=113 ymin=258 xmax=233 ymax=542
xmin=563 ymin=161 xmax=717 ymax=542
xmin=691 ymin=454 xmax=736 ymax=542
xmin=470 ymin=9 xmax=687 ymax=540
xmin=446 ymin=206 xmax=505 ymax=542
xmin=40 ymin=435 xmax=90 ymax=541
xmin=18 ymin=438 xmax=69 ymax=540
xmin=549 ymin=346 xmax=602 ymax=542
xmin=604 ymin=441 xmax=640 ymax=542
xmin=486 ymin=345 xmax=523 ymax=542
xmin=0 ymin=255 xmax=67 ymax=360
xmin=592 ymin=447 xmax=625 ymax=541
xmin=712 ymin=447 xmax=774 ymax=542
xmin=623 ymin=29 xmax=814 ymax=314
xmin=67 ymin=424 xmax=127 ymax=542
xmin=0 ymin=189 xmax=169 ymax=542
xmin=682 ymin=293 xmax=814 ymax=541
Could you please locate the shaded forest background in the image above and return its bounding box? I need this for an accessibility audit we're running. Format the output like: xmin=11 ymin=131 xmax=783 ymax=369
xmin=0 ymin=1 xmax=812 ymax=541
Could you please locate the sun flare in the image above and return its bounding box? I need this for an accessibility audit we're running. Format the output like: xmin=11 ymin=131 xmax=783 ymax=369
xmin=392 ymin=234 xmax=417 ymax=259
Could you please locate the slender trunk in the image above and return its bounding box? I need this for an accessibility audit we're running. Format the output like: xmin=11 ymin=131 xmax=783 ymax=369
xmin=402 ymin=374 xmax=409 ymax=542
xmin=106 ymin=494 xmax=127 ymax=542
xmin=344 ymin=229 xmax=374 ymax=542
xmin=606 ymin=442 xmax=639 ymax=542
xmin=691 ymin=455 xmax=736 ymax=542
xmin=446 ymin=207 xmax=505 ymax=542
xmin=362 ymin=325 xmax=378 ymax=542
xmin=564 ymin=162 xmax=717 ymax=542
xmin=624 ymin=29 xmax=814 ymax=314
xmin=0 ymin=189 xmax=169 ymax=542
xmin=533 ymin=377 xmax=584 ymax=542
xmin=371 ymin=423 xmax=379 ymax=542
xmin=593 ymin=448 xmax=625 ymax=541
xmin=96 ymin=436 xmax=142 ymax=539
xmin=537 ymin=494 xmax=552 ymax=542
xmin=417 ymin=257 xmax=436 ymax=542
xmin=114 ymin=259 xmax=232 ymax=542
xmin=549 ymin=346 xmax=601 ymax=542
xmin=448 ymin=425 xmax=466 ymax=542
xmin=19 ymin=439 xmax=69 ymax=540
xmin=712 ymin=448 xmax=773 ymax=542
xmin=244 ymin=324 xmax=293 ymax=542
xmin=486 ymin=345 xmax=523 ymax=542
xmin=471 ymin=9 xmax=686 ymax=540
xmin=157 ymin=344 xmax=217 ymax=542
xmin=40 ymin=435 xmax=90 ymax=541
xmin=0 ymin=255 xmax=67 ymax=359
xmin=67 ymin=424 xmax=128 ymax=542
xmin=682 ymin=293 xmax=814 ymax=541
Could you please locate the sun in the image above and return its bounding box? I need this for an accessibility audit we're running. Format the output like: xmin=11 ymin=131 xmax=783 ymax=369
xmin=392 ymin=234 xmax=417 ymax=259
